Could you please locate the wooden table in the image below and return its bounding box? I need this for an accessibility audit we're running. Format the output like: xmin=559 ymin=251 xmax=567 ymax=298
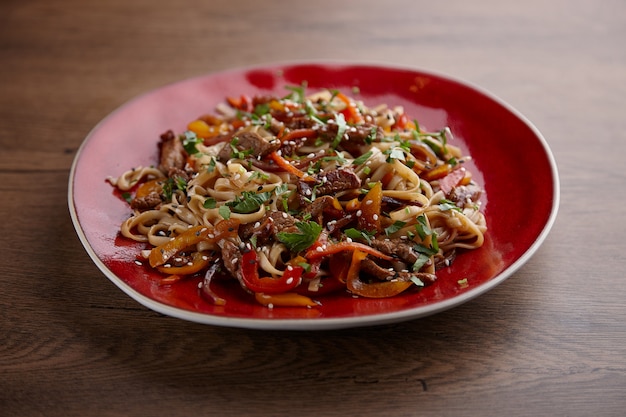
xmin=2 ymin=0 xmax=625 ymax=415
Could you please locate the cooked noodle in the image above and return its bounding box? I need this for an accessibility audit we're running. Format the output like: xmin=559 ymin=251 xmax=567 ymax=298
xmin=108 ymin=86 xmax=487 ymax=307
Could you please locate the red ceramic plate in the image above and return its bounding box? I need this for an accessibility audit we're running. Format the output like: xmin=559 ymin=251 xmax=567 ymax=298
xmin=68 ymin=62 xmax=559 ymax=330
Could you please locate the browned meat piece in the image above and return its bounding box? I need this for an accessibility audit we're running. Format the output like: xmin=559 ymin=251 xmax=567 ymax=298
xmin=297 ymin=168 xmax=361 ymax=203
xmin=360 ymin=258 xmax=437 ymax=284
xmin=448 ymin=184 xmax=483 ymax=207
xmin=130 ymin=191 xmax=162 ymax=211
xmin=158 ymin=130 xmax=186 ymax=173
xmin=370 ymin=238 xmax=420 ymax=265
xmin=301 ymin=195 xmax=333 ymax=216
xmin=381 ymin=195 xmax=424 ymax=210
xmin=218 ymin=130 xmax=281 ymax=162
xmin=238 ymin=211 xmax=299 ymax=245
xmin=319 ymin=122 xmax=384 ymax=154
xmin=166 ymin=167 xmax=190 ymax=181
xmin=219 ymin=239 xmax=243 ymax=282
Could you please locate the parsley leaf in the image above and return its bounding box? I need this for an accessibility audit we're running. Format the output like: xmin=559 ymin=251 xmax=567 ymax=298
xmin=218 ymin=205 xmax=231 ymax=220
xmin=227 ymin=191 xmax=272 ymax=214
xmin=277 ymin=221 xmax=322 ymax=253
xmin=203 ymin=197 xmax=217 ymax=209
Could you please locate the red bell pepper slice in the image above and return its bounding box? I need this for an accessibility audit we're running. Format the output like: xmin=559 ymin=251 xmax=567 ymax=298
xmin=241 ymin=249 xmax=304 ymax=294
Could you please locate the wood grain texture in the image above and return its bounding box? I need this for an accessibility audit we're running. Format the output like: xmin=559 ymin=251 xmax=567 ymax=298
xmin=1 ymin=0 xmax=625 ymax=416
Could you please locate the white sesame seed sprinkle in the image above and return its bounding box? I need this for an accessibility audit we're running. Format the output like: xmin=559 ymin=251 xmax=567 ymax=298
xmin=282 ymin=212 xmax=288 ymax=218
xmin=356 ymin=210 xmax=362 ymax=217
xmin=346 ymin=237 xmax=353 ymax=243
xmin=286 ymin=277 xmax=294 ymax=285
xmin=316 ymin=246 xmax=324 ymax=252
xmin=231 ymin=258 xmax=238 ymax=265
xmin=373 ymin=214 xmax=379 ymax=220
xmin=287 ymin=265 xmax=293 ymax=271
xmin=208 ymin=233 xmax=215 ymax=239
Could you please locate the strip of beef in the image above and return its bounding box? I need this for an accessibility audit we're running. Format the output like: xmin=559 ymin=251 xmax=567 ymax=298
xmin=238 ymin=211 xmax=299 ymax=245
xmin=159 ymin=130 xmax=186 ymax=173
xmin=218 ymin=130 xmax=281 ymax=162
xmin=381 ymin=195 xmax=424 ymax=211
xmin=448 ymin=184 xmax=483 ymax=207
xmin=370 ymin=238 xmax=421 ymax=265
xmin=360 ymin=258 xmax=437 ymax=284
xmin=219 ymin=239 xmax=244 ymax=284
xmin=319 ymin=122 xmax=384 ymax=155
xmin=297 ymin=168 xmax=361 ymax=203
xmin=130 ymin=191 xmax=162 ymax=212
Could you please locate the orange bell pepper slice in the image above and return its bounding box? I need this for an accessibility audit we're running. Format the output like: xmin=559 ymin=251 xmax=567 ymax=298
xmin=148 ymin=218 xmax=240 ymax=267
xmin=345 ymin=249 xmax=413 ymax=298
xmin=358 ymin=181 xmax=382 ymax=232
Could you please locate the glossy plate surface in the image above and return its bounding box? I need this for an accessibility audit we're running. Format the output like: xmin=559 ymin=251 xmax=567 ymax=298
xmin=69 ymin=62 xmax=559 ymax=330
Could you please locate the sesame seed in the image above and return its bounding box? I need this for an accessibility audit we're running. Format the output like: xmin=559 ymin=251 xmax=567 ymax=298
xmin=356 ymin=210 xmax=362 ymax=217
xmin=276 ymin=150 xmax=282 ymax=156
xmin=286 ymin=277 xmax=294 ymax=285
xmin=287 ymin=265 xmax=293 ymax=271
xmin=307 ymin=153 xmax=315 ymax=159
xmin=254 ymin=222 xmax=261 ymax=228
xmin=231 ymin=258 xmax=238 ymax=265
xmin=197 ymin=282 xmax=203 ymax=288
xmin=202 ymin=256 xmax=208 ymax=261
xmin=316 ymin=246 xmax=323 ymax=252
xmin=282 ymin=212 xmax=288 ymax=218
xmin=365 ymin=200 xmax=373 ymax=205
xmin=208 ymin=233 xmax=215 ymax=239
xmin=346 ymin=237 xmax=353 ymax=243
xmin=373 ymin=214 xmax=379 ymax=220
xmin=305 ymin=189 xmax=312 ymax=196
xmin=268 ymin=303 xmax=274 ymax=309
xmin=134 ymin=260 xmax=142 ymax=266
xmin=187 ymin=262 xmax=193 ymax=266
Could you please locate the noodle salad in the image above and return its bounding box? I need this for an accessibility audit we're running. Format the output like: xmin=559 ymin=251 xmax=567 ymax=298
xmin=108 ymin=85 xmax=487 ymax=308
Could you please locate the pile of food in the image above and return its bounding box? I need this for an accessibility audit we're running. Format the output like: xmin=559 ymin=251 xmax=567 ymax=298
xmin=108 ymin=85 xmax=486 ymax=308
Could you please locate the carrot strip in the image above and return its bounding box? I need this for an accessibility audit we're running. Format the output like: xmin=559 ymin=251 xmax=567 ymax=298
xmin=279 ymin=128 xmax=317 ymax=143
xmin=304 ymin=241 xmax=393 ymax=261
xmin=268 ymin=151 xmax=308 ymax=179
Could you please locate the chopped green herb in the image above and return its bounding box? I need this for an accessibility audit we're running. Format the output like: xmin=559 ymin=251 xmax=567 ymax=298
xmin=344 ymin=228 xmax=376 ymax=244
xmin=438 ymin=199 xmax=462 ymax=212
xmin=409 ymin=275 xmax=425 ymax=287
xmin=121 ymin=192 xmax=132 ymax=204
xmin=276 ymin=221 xmax=322 ymax=253
xmin=181 ymin=131 xmax=202 ymax=155
xmin=203 ymin=197 xmax=217 ymax=209
xmin=352 ymin=151 xmax=373 ymax=166
xmin=384 ymin=147 xmax=406 ymax=162
xmin=227 ymin=191 xmax=272 ymax=214
xmin=331 ymin=113 xmax=347 ymax=149
xmin=218 ymin=205 xmax=231 ymax=220
xmin=384 ymin=220 xmax=407 ymax=236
